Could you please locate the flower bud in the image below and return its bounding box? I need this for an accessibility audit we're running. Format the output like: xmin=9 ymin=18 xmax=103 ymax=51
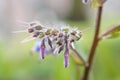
xmin=35 ymin=25 xmax=42 ymax=30
xmin=28 ymin=28 xmax=34 ymax=33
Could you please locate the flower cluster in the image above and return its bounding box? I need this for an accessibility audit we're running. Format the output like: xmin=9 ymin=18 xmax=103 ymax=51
xmin=14 ymin=20 xmax=85 ymax=68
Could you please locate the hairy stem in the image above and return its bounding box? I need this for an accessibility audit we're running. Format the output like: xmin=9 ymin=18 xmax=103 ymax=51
xmin=99 ymin=23 xmax=120 ymax=40
xmin=82 ymin=6 xmax=103 ymax=80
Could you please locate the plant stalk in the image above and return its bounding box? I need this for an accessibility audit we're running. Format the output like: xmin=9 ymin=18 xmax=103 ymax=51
xmin=82 ymin=6 xmax=103 ymax=80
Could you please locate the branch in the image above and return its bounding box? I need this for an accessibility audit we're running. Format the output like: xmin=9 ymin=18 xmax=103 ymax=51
xmin=82 ymin=6 xmax=103 ymax=80
xmin=99 ymin=23 xmax=120 ymax=40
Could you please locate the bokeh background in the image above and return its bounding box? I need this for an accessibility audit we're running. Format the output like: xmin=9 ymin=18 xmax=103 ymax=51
xmin=0 ymin=0 xmax=120 ymax=80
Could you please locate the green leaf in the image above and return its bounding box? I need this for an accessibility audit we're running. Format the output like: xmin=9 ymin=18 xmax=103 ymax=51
xmin=105 ymin=32 xmax=120 ymax=39
xmin=102 ymin=26 xmax=120 ymax=39
xmin=90 ymin=0 xmax=107 ymax=8
xmin=108 ymin=26 xmax=120 ymax=39
xmin=111 ymin=26 xmax=120 ymax=34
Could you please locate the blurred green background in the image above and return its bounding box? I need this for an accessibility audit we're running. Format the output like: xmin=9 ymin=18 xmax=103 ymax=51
xmin=0 ymin=0 xmax=120 ymax=80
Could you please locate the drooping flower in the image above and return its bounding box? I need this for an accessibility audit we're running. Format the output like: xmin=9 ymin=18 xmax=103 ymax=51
xmin=14 ymin=20 xmax=87 ymax=68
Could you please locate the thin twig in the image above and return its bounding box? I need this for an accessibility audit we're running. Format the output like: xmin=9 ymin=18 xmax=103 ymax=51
xmin=82 ymin=6 xmax=103 ymax=80
xmin=99 ymin=23 xmax=120 ymax=40
xmin=69 ymin=44 xmax=87 ymax=66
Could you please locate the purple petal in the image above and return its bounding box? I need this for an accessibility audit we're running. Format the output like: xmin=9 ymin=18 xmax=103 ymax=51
xmin=36 ymin=46 xmax=40 ymax=52
xmin=40 ymin=39 xmax=46 ymax=59
xmin=41 ymin=46 xmax=45 ymax=59
xmin=64 ymin=53 xmax=69 ymax=68
xmin=64 ymin=36 xmax=69 ymax=68
xmin=82 ymin=0 xmax=89 ymax=4
xmin=33 ymin=39 xmax=41 ymax=52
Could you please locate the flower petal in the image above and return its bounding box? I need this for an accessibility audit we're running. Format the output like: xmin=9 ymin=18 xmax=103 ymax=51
xmin=64 ymin=37 xmax=69 ymax=68
xmin=41 ymin=46 xmax=45 ymax=59
xmin=40 ymin=39 xmax=46 ymax=59
xmin=82 ymin=0 xmax=89 ymax=4
xmin=64 ymin=53 xmax=69 ymax=68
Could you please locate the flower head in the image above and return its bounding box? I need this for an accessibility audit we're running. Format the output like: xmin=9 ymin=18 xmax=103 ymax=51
xmin=14 ymin=20 xmax=87 ymax=68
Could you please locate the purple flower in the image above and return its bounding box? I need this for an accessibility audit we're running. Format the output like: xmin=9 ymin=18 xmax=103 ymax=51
xmin=82 ymin=0 xmax=89 ymax=4
xmin=15 ymin=20 xmax=86 ymax=68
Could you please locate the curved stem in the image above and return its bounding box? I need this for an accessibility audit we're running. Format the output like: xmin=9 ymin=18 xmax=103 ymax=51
xmin=82 ymin=6 xmax=103 ymax=80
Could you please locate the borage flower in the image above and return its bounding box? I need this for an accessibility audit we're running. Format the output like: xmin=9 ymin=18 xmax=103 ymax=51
xmin=82 ymin=0 xmax=89 ymax=4
xmin=13 ymin=20 xmax=87 ymax=68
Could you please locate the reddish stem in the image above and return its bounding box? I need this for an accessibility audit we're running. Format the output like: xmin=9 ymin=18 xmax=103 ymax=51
xmin=82 ymin=6 xmax=103 ymax=80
